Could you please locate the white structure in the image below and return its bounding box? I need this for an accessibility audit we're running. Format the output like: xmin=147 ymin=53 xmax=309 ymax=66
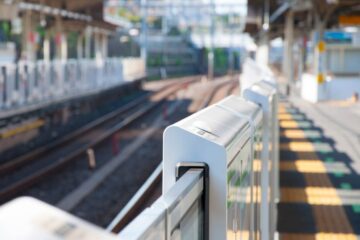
xmin=0 ymin=58 xmax=146 ymax=110
xmin=240 ymin=58 xmax=279 ymax=240
xmin=163 ymin=99 xmax=253 ymax=239
xmin=240 ymin=58 xmax=276 ymax=95
xmin=216 ymin=95 xmax=263 ymax=240
xmin=0 ymin=197 xmax=117 ymax=239
xmin=244 ymin=81 xmax=279 ymax=240
xmin=301 ymin=44 xmax=360 ymax=102
xmin=0 ymin=60 xmax=279 ymax=240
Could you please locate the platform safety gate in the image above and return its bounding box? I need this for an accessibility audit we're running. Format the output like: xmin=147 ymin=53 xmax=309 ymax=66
xmin=0 ymin=58 xmax=279 ymax=240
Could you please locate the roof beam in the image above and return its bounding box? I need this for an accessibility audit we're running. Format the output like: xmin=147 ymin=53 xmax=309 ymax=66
xmin=270 ymin=2 xmax=290 ymax=23
xmin=65 ymin=0 xmax=102 ymax=11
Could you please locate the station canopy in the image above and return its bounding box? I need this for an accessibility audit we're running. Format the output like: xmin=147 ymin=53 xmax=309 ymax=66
xmin=246 ymin=0 xmax=360 ymax=40
xmin=103 ymin=0 xmax=252 ymax=48
xmin=3 ymin=0 xmax=118 ymax=32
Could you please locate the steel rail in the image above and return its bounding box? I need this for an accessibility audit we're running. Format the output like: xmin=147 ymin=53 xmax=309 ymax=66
xmin=0 ymin=77 xmax=199 ymax=202
xmin=0 ymin=77 xmax=197 ymax=175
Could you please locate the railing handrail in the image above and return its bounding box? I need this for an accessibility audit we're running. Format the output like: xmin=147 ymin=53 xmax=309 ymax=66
xmin=119 ymin=168 xmax=205 ymax=240
xmin=106 ymin=163 xmax=162 ymax=232
xmin=0 ymin=57 xmax=279 ymax=240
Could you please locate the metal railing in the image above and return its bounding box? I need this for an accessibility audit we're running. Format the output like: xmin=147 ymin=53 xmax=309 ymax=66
xmin=0 ymin=57 xmax=146 ymax=110
xmin=0 ymin=57 xmax=278 ymax=240
xmin=119 ymin=164 xmax=208 ymax=240
xmin=117 ymin=57 xmax=279 ymax=240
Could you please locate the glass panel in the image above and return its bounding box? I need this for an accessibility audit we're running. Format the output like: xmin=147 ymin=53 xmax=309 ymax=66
xmin=253 ymin=126 xmax=262 ymax=240
xmin=227 ymin=140 xmax=252 ymax=240
xmin=118 ymin=169 xmax=205 ymax=240
xmin=144 ymin=217 xmax=166 ymax=240
xmin=170 ymin=197 xmax=203 ymax=240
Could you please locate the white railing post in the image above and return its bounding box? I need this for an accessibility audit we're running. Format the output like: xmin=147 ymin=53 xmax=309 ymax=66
xmin=0 ymin=58 xmax=279 ymax=240
xmin=244 ymin=81 xmax=278 ymax=240
xmin=0 ymin=65 xmax=4 ymax=109
xmin=163 ymin=96 xmax=263 ymax=240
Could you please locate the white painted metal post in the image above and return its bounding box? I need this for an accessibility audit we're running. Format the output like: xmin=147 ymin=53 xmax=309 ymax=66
xmin=141 ymin=0 xmax=148 ymax=61
xmin=208 ymin=0 xmax=215 ymax=81
xmin=94 ymin=31 xmax=101 ymax=61
xmin=101 ymin=33 xmax=108 ymax=59
xmin=313 ymin=16 xmax=326 ymax=86
xmin=283 ymin=10 xmax=294 ymax=95
xmin=22 ymin=10 xmax=36 ymax=61
xmin=0 ymin=66 xmax=4 ymax=108
xmin=256 ymin=36 xmax=270 ymax=67
xmin=244 ymin=82 xmax=278 ymax=240
xmin=85 ymin=26 xmax=92 ymax=59
xmin=43 ymin=34 xmax=50 ymax=63
xmin=55 ymin=15 xmax=67 ymax=61
xmin=257 ymin=0 xmax=270 ymax=66
xmin=77 ymin=33 xmax=84 ymax=59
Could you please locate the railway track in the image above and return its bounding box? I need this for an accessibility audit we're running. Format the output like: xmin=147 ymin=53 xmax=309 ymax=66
xmin=0 ymin=76 xmax=199 ymax=203
xmin=106 ymin=77 xmax=239 ymax=232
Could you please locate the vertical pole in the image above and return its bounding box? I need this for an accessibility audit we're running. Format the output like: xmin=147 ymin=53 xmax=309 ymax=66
xmin=61 ymin=33 xmax=68 ymax=61
xmin=22 ymin=10 xmax=35 ymax=61
xmin=208 ymin=0 xmax=215 ymax=81
xmin=55 ymin=15 xmax=68 ymax=61
xmin=43 ymin=33 xmax=50 ymax=62
xmin=257 ymin=0 xmax=270 ymax=66
xmin=161 ymin=0 xmax=169 ymax=74
xmin=228 ymin=12 xmax=233 ymax=77
xmin=261 ymin=111 xmax=270 ymax=240
xmin=102 ymin=33 xmax=108 ymax=59
xmin=283 ymin=10 xmax=294 ymax=95
xmin=85 ymin=26 xmax=92 ymax=59
xmin=256 ymin=34 xmax=270 ymax=67
xmin=314 ymin=16 xmax=326 ymax=86
xmin=55 ymin=15 xmax=62 ymax=60
xmin=141 ymin=0 xmax=148 ymax=61
xmin=77 ymin=33 xmax=84 ymax=59
xmin=94 ymin=31 xmax=99 ymax=60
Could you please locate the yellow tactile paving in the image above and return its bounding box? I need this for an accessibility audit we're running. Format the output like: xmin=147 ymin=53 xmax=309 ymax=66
xmin=304 ymin=173 xmax=333 ymax=188
xmin=278 ymin=113 xmax=294 ymax=120
xmin=280 ymin=142 xmax=315 ymax=152
xmin=279 ymin=105 xmax=356 ymax=239
xmin=281 ymin=187 xmax=342 ymax=205
xmin=280 ymin=120 xmax=299 ymax=128
xmin=281 ymin=129 xmax=323 ymax=139
xmin=280 ymin=160 xmax=327 ymax=173
xmin=0 ymin=119 xmax=45 ymax=139
xmin=282 ymin=186 xmax=360 ymax=205
xmin=313 ymin=205 xmax=354 ymax=234
xmin=280 ymin=129 xmax=306 ymax=138
xmin=279 ymin=114 xmax=304 ymax=121
xmin=278 ymin=106 xmax=288 ymax=113
xmin=281 ymin=233 xmax=358 ymax=240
